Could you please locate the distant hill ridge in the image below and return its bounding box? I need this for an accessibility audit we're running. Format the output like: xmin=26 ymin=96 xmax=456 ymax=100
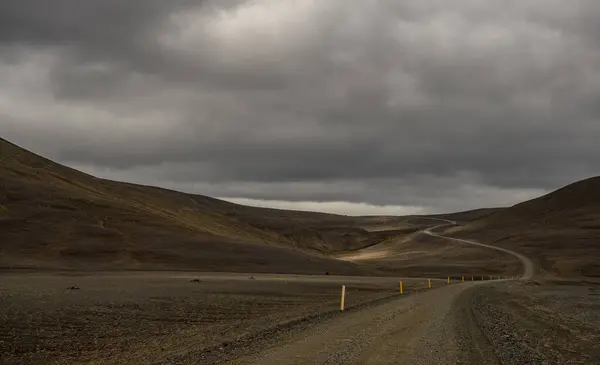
xmin=448 ymin=177 xmax=600 ymax=278
xmin=475 ymin=176 xmax=600 ymax=228
xmin=2 ymin=137 xmax=599 ymax=277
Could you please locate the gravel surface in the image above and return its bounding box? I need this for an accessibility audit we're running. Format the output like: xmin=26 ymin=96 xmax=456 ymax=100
xmin=0 ymin=273 xmax=600 ymax=365
xmin=0 ymin=272 xmax=430 ymax=365
xmin=4 ymin=273 xmax=598 ymax=364
xmin=184 ymin=278 xmax=600 ymax=365
xmin=472 ymin=280 xmax=600 ymax=365
xmin=226 ymin=281 xmax=495 ymax=365
xmin=157 ymin=288 xmax=425 ymax=365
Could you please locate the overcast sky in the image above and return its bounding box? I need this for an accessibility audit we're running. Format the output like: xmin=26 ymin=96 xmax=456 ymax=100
xmin=2 ymin=1 xmax=599 ymax=215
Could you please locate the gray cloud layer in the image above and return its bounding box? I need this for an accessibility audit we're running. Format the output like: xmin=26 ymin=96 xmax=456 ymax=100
xmin=2 ymin=0 xmax=600 ymax=214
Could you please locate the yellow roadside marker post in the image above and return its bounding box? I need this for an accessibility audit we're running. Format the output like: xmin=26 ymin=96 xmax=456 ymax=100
xmin=462 ymin=276 xmax=465 ymax=282
xmin=340 ymin=285 xmax=346 ymax=311
xmin=400 ymin=281 xmax=403 ymax=294
xmin=489 ymin=275 xmax=493 ymax=280
xmin=447 ymin=276 xmax=450 ymax=284
xmin=428 ymin=279 xmax=431 ymax=289
xmin=497 ymin=275 xmax=500 ymax=280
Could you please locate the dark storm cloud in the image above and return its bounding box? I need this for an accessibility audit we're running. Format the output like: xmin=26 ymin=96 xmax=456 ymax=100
xmin=0 ymin=0 xmax=198 ymax=98
xmin=2 ymin=0 xmax=600 ymax=213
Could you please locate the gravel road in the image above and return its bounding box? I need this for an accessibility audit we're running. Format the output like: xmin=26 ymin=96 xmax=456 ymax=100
xmin=227 ymin=281 xmax=498 ymax=365
xmin=214 ymin=279 xmax=600 ymax=365
xmin=203 ymin=225 xmax=599 ymax=365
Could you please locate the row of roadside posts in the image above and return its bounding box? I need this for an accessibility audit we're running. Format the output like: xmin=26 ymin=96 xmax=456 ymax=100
xmin=339 ymin=275 xmax=519 ymax=311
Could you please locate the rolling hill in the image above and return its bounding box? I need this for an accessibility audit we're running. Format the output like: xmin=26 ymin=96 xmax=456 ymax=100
xmin=428 ymin=207 xmax=505 ymax=223
xmin=447 ymin=177 xmax=600 ymax=278
xmin=0 ymin=137 xmax=424 ymax=273
xmin=3 ymin=136 xmax=598 ymax=278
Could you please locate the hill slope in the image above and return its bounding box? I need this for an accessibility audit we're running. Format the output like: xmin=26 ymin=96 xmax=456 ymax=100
xmin=428 ymin=207 xmax=505 ymax=223
xmin=0 ymin=137 xmax=420 ymax=273
xmin=448 ymin=177 xmax=600 ymax=278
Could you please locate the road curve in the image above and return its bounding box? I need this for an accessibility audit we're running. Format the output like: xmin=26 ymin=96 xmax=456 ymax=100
xmin=422 ymin=218 xmax=534 ymax=280
xmin=219 ymin=219 xmax=537 ymax=365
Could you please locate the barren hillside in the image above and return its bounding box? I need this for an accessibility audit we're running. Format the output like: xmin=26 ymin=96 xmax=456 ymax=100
xmin=429 ymin=208 xmax=505 ymax=223
xmin=0 ymin=138 xmax=421 ymax=273
xmin=447 ymin=177 xmax=600 ymax=278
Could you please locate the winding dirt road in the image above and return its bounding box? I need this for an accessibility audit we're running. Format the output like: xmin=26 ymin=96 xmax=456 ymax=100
xmin=225 ymin=222 xmax=534 ymax=365
xmin=422 ymin=218 xmax=535 ymax=280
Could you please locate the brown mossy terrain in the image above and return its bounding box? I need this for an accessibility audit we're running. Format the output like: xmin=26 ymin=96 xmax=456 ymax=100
xmin=0 ymin=137 xmax=425 ymax=273
xmin=3 ymin=136 xmax=599 ymax=278
xmin=447 ymin=177 xmax=600 ymax=278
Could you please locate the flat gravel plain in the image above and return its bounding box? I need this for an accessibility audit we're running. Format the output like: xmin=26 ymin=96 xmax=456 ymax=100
xmin=0 ymin=271 xmax=431 ymax=365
